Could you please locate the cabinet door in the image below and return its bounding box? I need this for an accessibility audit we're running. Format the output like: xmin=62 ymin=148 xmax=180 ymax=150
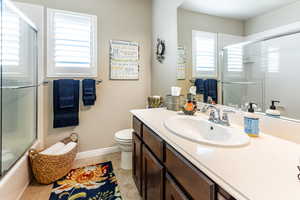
xmin=142 ymin=146 xmax=164 ymax=200
xmin=165 ymin=173 xmax=189 ymax=200
xmin=133 ymin=132 xmax=143 ymax=195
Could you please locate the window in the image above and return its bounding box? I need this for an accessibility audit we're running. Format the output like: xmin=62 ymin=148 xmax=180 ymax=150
xmin=267 ymin=47 xmax=280 ymax=73
xmin=1 ymin=8 xmax=21 ymax=74
xmin=47 ymin=9 xmax=97 ymax=77
xmin=227 ymin=46 xmax=243 ymax=72
xmin=192 ymin=30 xmax=217 ymax=77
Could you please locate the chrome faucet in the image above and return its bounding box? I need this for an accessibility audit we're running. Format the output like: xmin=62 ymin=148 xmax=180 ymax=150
xmin=206 ymin=105 xmax=235 ymax=126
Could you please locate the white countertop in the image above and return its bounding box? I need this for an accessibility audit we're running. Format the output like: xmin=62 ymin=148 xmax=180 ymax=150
xmin=131 ymin=108 xmax=300 ymax=200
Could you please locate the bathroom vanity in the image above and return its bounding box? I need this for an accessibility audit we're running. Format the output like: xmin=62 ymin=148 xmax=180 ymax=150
xmin=131 ymin=108 xmax=300 ymax=200
xmin=132 ymin=111 xmax=235 ymax=200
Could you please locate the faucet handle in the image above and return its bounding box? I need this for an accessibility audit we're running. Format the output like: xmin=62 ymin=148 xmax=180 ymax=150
xmin=222 ymin=112 xmax=229 ymax=120
xmin=208 ymin=110 xmax=215 ymax=121
xmin=223 ymin=108 xmax=236 ymax=113
xmin=222 ymin=113 xmax=230 ymax=126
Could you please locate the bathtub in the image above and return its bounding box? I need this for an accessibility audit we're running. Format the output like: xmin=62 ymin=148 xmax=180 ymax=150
xmin=0 ymin=141 xmax=40 ymax=200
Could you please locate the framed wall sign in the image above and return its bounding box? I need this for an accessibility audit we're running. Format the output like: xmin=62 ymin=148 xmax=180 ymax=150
xmin=177 ymin=46 xmax=186 ymax=80
xmin=110 ymin=40 xmax=139 ymax=80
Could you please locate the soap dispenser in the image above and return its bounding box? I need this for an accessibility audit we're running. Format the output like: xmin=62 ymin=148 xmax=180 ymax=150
xmin=244 ymin=103 xmax=260 ymax=137
xmin=266 ymin=100 xmax=280 ymax=118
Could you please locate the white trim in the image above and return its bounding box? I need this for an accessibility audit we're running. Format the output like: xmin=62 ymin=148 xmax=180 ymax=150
xmin=245 ymin=21 xmax=300 ymax=42
xmin=75 ymin=146 xmax=120 ymax=160
xmin=192 ymin=30 xmax=218 ymax=78
xmin=4 ymin=0 xmax=38 ymax=31
xmin=46 ymin=8 xmax=98 ymax=77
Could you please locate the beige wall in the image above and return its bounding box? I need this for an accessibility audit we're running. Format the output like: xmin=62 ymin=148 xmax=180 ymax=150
xmin=177 ymin=8 xmax=244 ymax=95
xmin=245 ymin=1 xmax=300 ymax=35
xmin=15 ymin=0 xmax=152 ymax=152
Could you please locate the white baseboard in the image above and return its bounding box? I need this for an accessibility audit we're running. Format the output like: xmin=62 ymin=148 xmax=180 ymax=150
xmin=75 ymin=146 xmax=120 ymax=160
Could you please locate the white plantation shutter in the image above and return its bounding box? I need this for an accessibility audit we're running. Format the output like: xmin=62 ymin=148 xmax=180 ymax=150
xmin=47 ymin=9 xmax=97 ymax=77
xmin=1 ymin=9 xmax=20 ymax=68
xmin=192 ymin=30 xmax=217 ymax=77
xmin=227 ymin=46 xmax=243 ymax=72
xmin=267 ymin=47 xmax=280 ymax=73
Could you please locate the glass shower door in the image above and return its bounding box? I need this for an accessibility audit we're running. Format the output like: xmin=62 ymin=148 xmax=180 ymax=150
xmin=1 ymin=0 xmax=37 ymax=175
xmin=222 ymin=42 xmax=265 ymax=111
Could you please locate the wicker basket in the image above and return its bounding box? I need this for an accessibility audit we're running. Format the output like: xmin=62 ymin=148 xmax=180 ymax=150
xmin=29 ymin=133 xmax=79 ymax=184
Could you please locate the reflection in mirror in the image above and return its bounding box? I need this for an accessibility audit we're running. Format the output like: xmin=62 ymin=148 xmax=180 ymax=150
xmin=224 ymin=33 xmax=300 ymax=120
xmin=176 ymin=3 xmax=244 ymax=103
xmin=176 ymin=0 xmax=300 ymax=122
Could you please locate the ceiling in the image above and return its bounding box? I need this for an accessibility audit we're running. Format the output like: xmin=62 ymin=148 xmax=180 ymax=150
xmin=180 ymin=0 xmax=299 ymax=20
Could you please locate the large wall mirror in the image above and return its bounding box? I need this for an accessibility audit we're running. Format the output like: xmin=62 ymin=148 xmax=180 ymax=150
xmin=175 ymin=0 xmax=300 ymax=122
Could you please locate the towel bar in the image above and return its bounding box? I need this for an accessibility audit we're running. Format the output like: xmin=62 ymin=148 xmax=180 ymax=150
xmin=189 ymin=79 xmax=220 ymax=83
xmin=43 ymin=79 xmax=103 ymax=85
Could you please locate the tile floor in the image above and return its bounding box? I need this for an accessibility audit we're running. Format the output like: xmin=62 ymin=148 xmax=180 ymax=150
xmin=20 ymin=152 xmax=141 ymax=200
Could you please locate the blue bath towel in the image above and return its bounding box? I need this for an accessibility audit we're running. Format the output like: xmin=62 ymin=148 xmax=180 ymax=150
xmin=194 ymin=79 xmax=204 ymax=94
xmin=53 ymin=79 xmax=79 ymax=128
xmin=82 ymin=79 xmax=96 ymax=106
xmin=204 ymin=79 xmax=218 ymax=103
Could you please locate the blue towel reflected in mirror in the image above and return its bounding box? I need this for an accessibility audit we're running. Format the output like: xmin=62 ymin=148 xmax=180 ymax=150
xmin=204 ymin=79 xmax=218 ymax=103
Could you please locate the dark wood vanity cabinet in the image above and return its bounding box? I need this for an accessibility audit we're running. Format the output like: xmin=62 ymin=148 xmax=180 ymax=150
xmin=132 ymin=116 xmax=236 ymax=200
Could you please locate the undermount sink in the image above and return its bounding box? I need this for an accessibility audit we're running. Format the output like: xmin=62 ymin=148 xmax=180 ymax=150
xmin=164 ymin=116 xmax=250 ymax=147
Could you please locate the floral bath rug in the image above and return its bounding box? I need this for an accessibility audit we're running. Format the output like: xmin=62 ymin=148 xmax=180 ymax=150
xmin=49 ymin=161 xmax=122 ymax=200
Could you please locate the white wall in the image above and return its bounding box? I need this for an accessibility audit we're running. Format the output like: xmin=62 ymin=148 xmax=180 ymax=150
xmin=151 ymin=0 xmax=184 ymax=96
xmin=178 ymin=8 xmax=244 ymax=36
xmin=245 ymin=1 xmax=300 ymax=35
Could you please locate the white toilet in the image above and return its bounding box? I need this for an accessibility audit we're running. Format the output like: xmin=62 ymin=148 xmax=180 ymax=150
xmin=114 ymin=129 xmax=133 ymax=170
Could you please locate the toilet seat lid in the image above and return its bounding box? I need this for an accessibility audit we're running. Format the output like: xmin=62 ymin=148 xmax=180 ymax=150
xmin=115 ymin=129 xmax=133 ymax=141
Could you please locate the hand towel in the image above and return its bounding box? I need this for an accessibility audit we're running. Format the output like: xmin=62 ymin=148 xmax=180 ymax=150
xmin=53 ymin=79 xmax=79 ymax=128
xmin=58 ymin=79 xmax=75 ymax=109
xmin=195 ymin=79 xmax=204 ymax=94
xmin=82 ymin=79 xmax=96 ymax=106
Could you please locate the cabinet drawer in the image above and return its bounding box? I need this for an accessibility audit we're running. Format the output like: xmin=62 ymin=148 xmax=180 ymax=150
xmin=165 ymin=144 xmax=215 ymax=200
xmin=143 ymin=125 xmax=164 ymax=162
xmin=165 ymin=173 xmax=189 ymax=200
xmin=133 ymin=116 xmax=142 ymax=137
